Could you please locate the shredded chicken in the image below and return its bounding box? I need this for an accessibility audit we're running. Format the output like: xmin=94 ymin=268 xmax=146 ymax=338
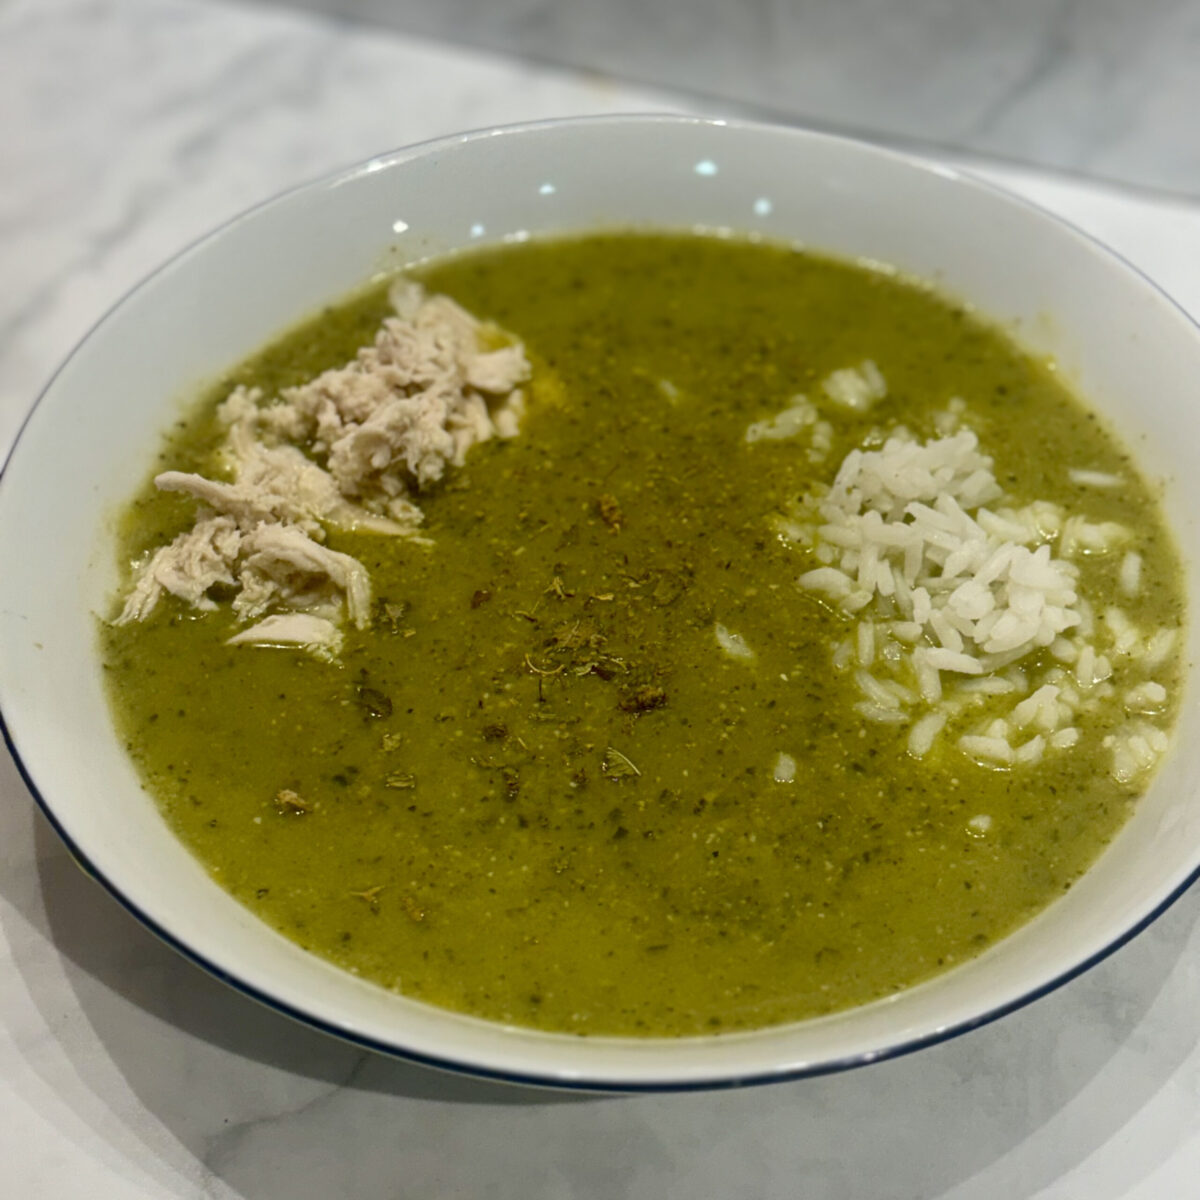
xmin=226 ymin=613 xmax=343 ymax=656
xmin=234 ymin=524 xmax=371 ymax=628
xmin=157 ymin=412 xmax=419 ymax=537
xmin=115 ymin=281 xmax=530 ymax=650
xmin=118 ymin=516 xmax=241 ymax=622
xmin=263 ymin=281 xmax=529 ymax=500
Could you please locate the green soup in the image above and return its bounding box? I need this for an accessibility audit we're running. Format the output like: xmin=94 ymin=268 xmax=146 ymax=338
xmin=101 ymin=233 xmax=1184 ymax=1036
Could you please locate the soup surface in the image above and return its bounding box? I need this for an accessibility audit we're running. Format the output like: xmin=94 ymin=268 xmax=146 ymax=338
xmin=102 ymin=233 xmax=1184 ymax=1036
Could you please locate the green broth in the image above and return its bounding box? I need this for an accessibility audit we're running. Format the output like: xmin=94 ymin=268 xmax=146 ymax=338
xmin=101 ymin=233 xmax=1184 ymax=1035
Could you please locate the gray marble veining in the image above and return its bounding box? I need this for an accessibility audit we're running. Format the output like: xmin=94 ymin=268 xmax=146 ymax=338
xmin=261 ymin=0 xmax=1200 ymax=197
xmin=0 ymin=0 xmax=683 ymax=435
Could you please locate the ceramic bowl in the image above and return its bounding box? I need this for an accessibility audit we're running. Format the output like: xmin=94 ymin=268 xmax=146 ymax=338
xmin=2 ymin=115 xmax=1199 ymax=1091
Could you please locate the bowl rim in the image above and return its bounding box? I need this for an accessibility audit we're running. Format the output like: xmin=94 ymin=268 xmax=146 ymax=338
xmin=7 ymin=739 xmax=1199 ymax=1094
xmin=3 ymin=111 xmax=1199 ymax=1093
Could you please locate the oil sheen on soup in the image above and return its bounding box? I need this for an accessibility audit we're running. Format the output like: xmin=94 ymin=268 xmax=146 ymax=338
xmin=101 ymin=233 xmax=1184 ymax=1036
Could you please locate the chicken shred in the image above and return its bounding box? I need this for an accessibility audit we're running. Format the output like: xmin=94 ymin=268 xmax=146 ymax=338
xmin=115 ymin=281 xmax=530 ymax=649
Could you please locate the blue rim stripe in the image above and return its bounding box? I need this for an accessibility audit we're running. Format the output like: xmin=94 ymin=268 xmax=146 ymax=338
xmin=4 ymin=704 xmax=1198 ymax=1093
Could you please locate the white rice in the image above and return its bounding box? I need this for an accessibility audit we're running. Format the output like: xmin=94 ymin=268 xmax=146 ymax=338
xmin=856 ymin=670 xmax=901 ymax=709
xmin=1013 ymin=734 xmax=1046 ymax=765
xmin=1103 ymin=606 xmax=1142 ymax=656
xmin=854 ymin=702 xmax=910 ymax=724
xmin=797 ymin=566 xmax=853 ymax=599
xmin=788 ymin=415 xmax=1173 ymax=774
xmin=1060 ymin=516 xmax=1130 ymax=558
xmin=1108 ymin=721 xmax=1171 ymax=783
xmin=821 ymin=360 xmax=887 ymax=411
xmin=910 ymin=648 xmax=944 ymax=703
xmin=1074 ymin=644 xmax=1096 ymax=689
xmin=1125 ymin=681 xmax=1167 ymax=712
xmin=1010 ymin=684 xmax=1060 ymax=729
xmin=1069 ymin=468 xmax=1123 ymax=488
xmin=958 ymin=734 xmax=1013 ymax=765
xmin=1119 ymin=551 xmax=1142 ymax=597
xmin=907 ymin=711 xmax=947 ymax=758
xmin=924 ymin=647 xmax=984 ymax=675
xmin=809 ymin=420 xmax=834 ymax=463
xmin=745 ymin=396 xmax=818 ymax=443
xmin=1049 ymin=636 xmax=1078 ymax=663
xmin=957 ymin=676 xmax=1019 ymax=695
xmin=714 ymin=623 xmax=755 ymax=661
xmin=1142 ymin=628 xmax=1178 ymax=669
xmin=857 ymin=621 xmax=876 ymax=667
xmin=773 ymin=752 xmax=797 ymax=783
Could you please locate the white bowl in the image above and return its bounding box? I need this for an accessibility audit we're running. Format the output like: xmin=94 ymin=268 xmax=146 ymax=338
xmin=2 ymin=115 xmax=1199 ymax=1092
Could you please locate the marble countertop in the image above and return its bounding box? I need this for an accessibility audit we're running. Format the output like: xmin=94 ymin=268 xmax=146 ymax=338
xmin=264 ymin=0 xmax=1200 ymax=199
xmin=3 ymin=1 xmax=1200 ymax=1196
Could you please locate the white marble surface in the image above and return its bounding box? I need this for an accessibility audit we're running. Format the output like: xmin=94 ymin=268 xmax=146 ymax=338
xmin=3 ymin=1 xmax=1200 ymax=1196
